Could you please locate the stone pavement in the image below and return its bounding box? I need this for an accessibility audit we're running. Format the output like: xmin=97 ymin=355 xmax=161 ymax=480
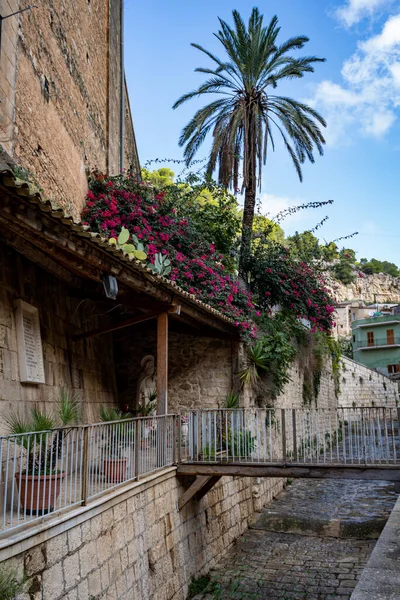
xmin=192 ymin=480 xmax=398 ymax=600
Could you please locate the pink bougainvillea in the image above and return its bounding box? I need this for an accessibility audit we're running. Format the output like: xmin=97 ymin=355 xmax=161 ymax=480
xmin=82 ymin=171 xmax=256 ymax=335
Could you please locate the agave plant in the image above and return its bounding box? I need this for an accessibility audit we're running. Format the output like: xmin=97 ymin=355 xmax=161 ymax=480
xmin=225 ymin=391 xmax=239 ymax=409
xmin=238 ymin=341 xmax=269 ymax=387
xmin=108 ymin=227 xmax=147 ymax=261
xmin=148 ymin=253 xmax=171 ymax=277
xmin=6 ymin=389 xmax=81 ymax=474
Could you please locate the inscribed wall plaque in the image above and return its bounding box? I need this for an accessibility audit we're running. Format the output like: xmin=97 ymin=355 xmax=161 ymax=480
xmin=14 ymin=299 xmax=45 ymax=384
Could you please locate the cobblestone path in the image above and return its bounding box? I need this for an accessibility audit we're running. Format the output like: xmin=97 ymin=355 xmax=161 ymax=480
xmin=193 ymin=480 xmax=398 ymax=600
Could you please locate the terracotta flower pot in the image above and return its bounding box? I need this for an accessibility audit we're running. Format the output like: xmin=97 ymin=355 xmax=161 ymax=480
xmin=103 ymin=457 xmax=127 ymax=483
xmin=15 ymin=472 xmax=65 ymax=515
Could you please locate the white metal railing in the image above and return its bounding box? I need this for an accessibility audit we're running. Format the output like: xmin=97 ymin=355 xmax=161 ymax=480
xmin=0 ymin=414 xmax=175 ymax=535
xmin=180 ymin=408 xmax=400 ymax=467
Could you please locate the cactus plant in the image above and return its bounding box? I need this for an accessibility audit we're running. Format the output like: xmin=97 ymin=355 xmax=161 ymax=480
xmin=109 ymin=227 xmax=147 ymax=261
xmin=149 ymin=253 xmax=171 ymax=277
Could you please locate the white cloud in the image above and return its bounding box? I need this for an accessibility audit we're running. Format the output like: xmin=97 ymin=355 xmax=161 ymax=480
xmin=335 ymin=0 xmax=391 ymax=27
xmin=311 ymin=13 xmax=400 ymax=144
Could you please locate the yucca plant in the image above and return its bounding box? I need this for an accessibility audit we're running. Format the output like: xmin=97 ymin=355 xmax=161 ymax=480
xmin=238 ymin=341 xmax=269 ymax=387
xmin=7 ymin=389 xmax=81 ymax=474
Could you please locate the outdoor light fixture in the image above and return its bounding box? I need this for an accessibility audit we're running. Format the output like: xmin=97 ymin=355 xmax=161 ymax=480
xmin=102 ymin=274 xmax=118 ymax=300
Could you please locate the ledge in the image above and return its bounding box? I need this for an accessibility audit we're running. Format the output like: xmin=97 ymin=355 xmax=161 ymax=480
xmin=350 ymin=492 xmax=400 ymax=599
xmin=0 ymin=466 xmax=177 ymax=562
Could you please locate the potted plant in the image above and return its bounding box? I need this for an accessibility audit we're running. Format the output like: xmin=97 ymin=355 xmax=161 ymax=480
xmin=99 ymin=406 xmax=132 ymax=483
xmin=7 ymin=390 xmax=80 ymax=515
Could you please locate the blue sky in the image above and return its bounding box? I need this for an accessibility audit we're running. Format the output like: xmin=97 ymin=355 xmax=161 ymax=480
xmin=125 ymin=0 xmax=400 ymax=264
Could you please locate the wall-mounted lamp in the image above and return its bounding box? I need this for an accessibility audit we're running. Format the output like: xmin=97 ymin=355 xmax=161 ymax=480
xmin=102 ymin=274 xmax=118 ymax=300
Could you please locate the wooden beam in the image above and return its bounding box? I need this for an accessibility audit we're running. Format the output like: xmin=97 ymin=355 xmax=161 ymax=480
xmin=157 ymin=312 xmax=168 ymax=415
xmin=178 ymin=475 xmax=221 ymax=510
xmin=72 ymin=312 xmax=158 ymax=341
xmin=177 ymin=463 xmax=400 ymax=482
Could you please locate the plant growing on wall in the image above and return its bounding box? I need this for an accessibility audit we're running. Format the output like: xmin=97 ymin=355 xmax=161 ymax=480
xmin=108 ymin=226 xmax=147 ymax=261
xmin=0 ymin=566 xmax=26 ymax=600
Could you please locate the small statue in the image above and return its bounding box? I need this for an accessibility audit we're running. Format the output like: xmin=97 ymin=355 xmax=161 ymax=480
xmin=136 ymin=355 xmax=157 ymax=412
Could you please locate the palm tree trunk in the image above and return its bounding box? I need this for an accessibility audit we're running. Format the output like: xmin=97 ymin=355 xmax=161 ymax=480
xmin=239 ymin=124 xmax=256 ymax=281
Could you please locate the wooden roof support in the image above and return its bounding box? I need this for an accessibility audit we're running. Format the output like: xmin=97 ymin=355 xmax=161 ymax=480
xmin=157 ymin=312 xmax=168 ymax=415
xmin=178 ymin=475 xmax=221 ymax=510
xmin=72 ymin=312 xmax=159 ymax=341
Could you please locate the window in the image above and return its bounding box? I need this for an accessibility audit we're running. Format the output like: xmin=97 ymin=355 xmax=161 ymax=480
xmin=341 ymin=324 xmax=344 ymax=329
xmin=387 ymin=329 xmax=395 ymax=345
xmin=388 ymin=364 xmax=400 ymax=374
xmin=353 ymin=335 xmax=355 ymax=342
xmin=352 ymin=312 xmax=356 ymax=321
xmin=367 ymin=332 xmax=374 ymax=347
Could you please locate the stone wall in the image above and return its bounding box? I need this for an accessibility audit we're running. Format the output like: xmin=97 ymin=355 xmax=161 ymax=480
xmin=0 ymin=0 xmax=140 ymax=220
xmin=0 ymin=0 xmax=19 ymax=155
xmin=273 ymin=354 xmax=397 ymax=409
xmin=0 ymin=241 xmax=117 ymax=431
xmin=338 ymin=357 xmax=398 ymax=407
xmin=114 ymin=328 xmax=234 ymax=413
xmin=1 ymin=468 xmax=285 ymax=600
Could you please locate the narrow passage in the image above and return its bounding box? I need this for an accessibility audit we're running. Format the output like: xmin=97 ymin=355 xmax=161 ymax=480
xmin=192 ymin=479 xmax=397 ymax=600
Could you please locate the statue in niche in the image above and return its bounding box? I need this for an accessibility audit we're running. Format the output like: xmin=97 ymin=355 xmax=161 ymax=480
xmin=136 ymin=355 xmax=157 ymax=414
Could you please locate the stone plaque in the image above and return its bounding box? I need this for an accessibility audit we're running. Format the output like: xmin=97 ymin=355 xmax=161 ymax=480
xmin=14 ymin=300 xmax=45 ymax=384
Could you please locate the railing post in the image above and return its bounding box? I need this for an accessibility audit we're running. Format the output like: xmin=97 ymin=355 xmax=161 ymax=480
xmin=81 ymin=427 xmax=89 ymax=506
xmin=134 ymin=420 xmax=140 ymax=480
xmin=177 ymin=414 xmax=182 ymax=464
xmin=281 ymin=409 xmax=287 ymax=462
xmin=292 ymin=409 xmax=297 ymax=461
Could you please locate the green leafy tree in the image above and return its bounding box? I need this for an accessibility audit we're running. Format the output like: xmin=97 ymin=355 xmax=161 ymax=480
xmin=253 ymin=215 xmax=285 ymax=245
xmin=173 ymin=8 xmax=326 ymax=277
xmin=360 ymin=258 xmax=399 ymax=277
xmin=287 ymin=231 xmax=321 ymax=261
xmin=141 ymin=168 xmax=175 ymax=188
xmin=332 ymin=248 xmax=356 ymax=284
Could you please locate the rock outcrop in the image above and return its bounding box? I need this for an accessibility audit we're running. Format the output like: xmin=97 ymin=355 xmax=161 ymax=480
xmin=331 ymin=273 xmax=400 ymax=304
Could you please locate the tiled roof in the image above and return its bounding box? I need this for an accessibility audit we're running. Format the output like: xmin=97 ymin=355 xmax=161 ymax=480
xmin=0 ymin=161 xmax=235 ymax=327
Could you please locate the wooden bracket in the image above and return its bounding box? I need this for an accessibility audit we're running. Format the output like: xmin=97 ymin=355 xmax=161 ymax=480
xmin=178 ymin=475 xmax=221 ymax=511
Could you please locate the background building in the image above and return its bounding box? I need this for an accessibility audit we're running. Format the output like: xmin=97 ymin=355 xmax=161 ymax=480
xmin=352 ymin=314 xmax=400 ymax=377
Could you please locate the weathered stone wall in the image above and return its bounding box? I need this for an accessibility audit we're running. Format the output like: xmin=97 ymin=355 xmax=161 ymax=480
xmin=0 ymin=0 xmax=19 ymax=155
xmin=114 ymin=328 xmax=234 ymax=413
xmin=1 ymin=0 xmax=139 ymax=220
xmin=338 ymin=356 xmax=398 ymax=407
xmin=1 ymin=468 xmax=285 ymax=600
xmin=272 ymin=355 xmax=397 ymax=409
xmin=0 ymin=241 xmax=117 ymax=431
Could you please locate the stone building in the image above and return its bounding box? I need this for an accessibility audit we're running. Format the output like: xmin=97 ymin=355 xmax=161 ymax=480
xmin=0 ymin=0 xmax=139 ymax=220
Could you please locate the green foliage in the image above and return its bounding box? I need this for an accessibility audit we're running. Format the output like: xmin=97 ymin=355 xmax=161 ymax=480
xmin=6 ymin=390 xmax=81 ymax=473
xmin=287 ymin=231 xmax=321 ymax=262
xmin=255 ymin=313 xmax=299 ymax=399
xmin=338 ymin=337 xmax=353 ymax=359
xmin=148 ymin=253 xmax=171 ymax=277
xmin=226 ymin=429 xmax=256 ymax=458
xmin=141 ymin=167 xmax=175 ymax=188
xmin=187 ymin=576 xmax=212 ymax=599
xmin=359 ymin=258 xmax=399 ymax=277
xmin=224 ymin=391 xmax=239 ymax=409
xmin=302 ymin=332 xmax=341 ymax=405
xmin=99 ymin=406 xmax=131 ymax=422
xmin=0 ymin=566 xmax=26 ymax=600
xmin=332 ymin=250 xmax=356 ymax=284
xmin=109 ymin=227 xmax=147 ymax=261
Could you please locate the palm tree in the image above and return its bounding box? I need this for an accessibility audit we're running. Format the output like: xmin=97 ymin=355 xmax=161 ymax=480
xmin=173 ymin=8 xmax=327 ymax=278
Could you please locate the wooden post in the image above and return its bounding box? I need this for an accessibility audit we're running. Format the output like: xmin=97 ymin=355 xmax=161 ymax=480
xmin=81 ymin=427 xmax=89 ymax=506
xmin=292 ymin=409 xmax=297 ymax=461
xmin=157 ymin=312 xmax=168 ymax=415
